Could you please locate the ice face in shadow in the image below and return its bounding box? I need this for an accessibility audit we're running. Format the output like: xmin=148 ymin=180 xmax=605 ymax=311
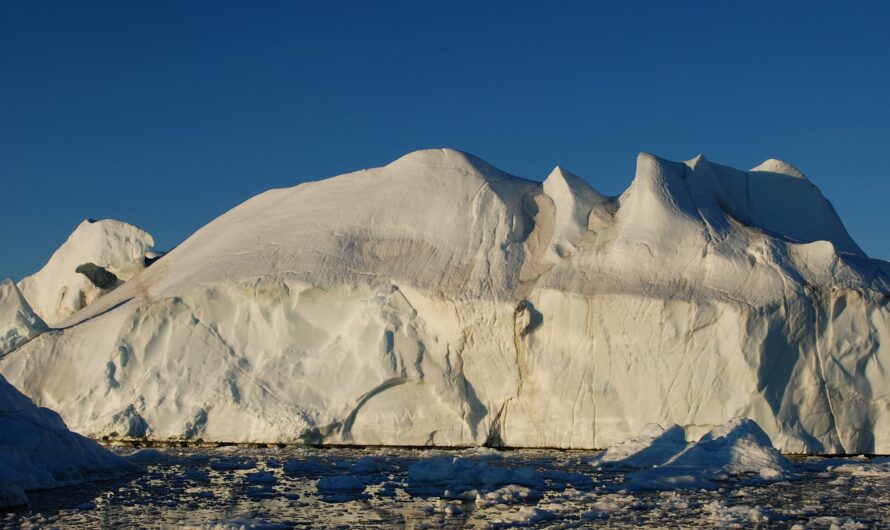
xmin=0 ymin=278 xmax=47 ymax=355
xmin=591 ymin=424 xmax=689 ymax=469
xmin=0 ymin=375 xmax=132 ymax=508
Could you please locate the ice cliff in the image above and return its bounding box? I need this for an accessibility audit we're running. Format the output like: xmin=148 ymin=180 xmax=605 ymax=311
xmin=2 ymin=149 xmax=888 ymax=454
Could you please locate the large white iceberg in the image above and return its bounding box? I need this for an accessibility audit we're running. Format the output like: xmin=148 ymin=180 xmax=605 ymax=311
xmin=0 ymin=374 xmax=131 ymax=508
xmin=1 ymin=149 xmax=888 ymax=453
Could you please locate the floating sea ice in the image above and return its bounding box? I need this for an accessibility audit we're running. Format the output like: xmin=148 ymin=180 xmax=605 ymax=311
xmin=374 ymin=481 xmax=400 ymax=498
xmin=316 ymin=475 xmax=366 ymax=493
xmin=408 ymin=456 xmax=545 ymax=492
xmin=245 ymin=471 xmax=276 ymax=484
xmin=539 ymin=468 xmax=595 ymax=490
xmin=827 ymin=457 xmax=890 ymax=478
xmin=126 ymin=448 xmax=168 ymax=462
xmin=210 ymin=457 xmax=256 ymax=471
xmin=702 ymin=500 xmax=785 ymax=527
xmin=182 ymin=517 xmax=292 ymax=530
xmin=184 ymin=468 xmax=210 ymax=481
xmin=490 ymin=506 xmax=557 ymax=527
xmin=474 ymin=484 xmax=543 ymax=508
xmin=315 ymin=474 xmax=370 ymax=503
xmin=350 ymin=456 xmax=381 ymax=473
xmin=587 ymin=499 xmax=623 ymax=514
xmin=186 ymin=453 xmax=211 ymax=464
xmin=793 ymin=516 xmax=871 ymax=530
xmin=443 ymin=503 xmax=464 ymax=517
xmin=282 ymin=458 xmax=325 ymax=474
xmin=582 ymin=497 xmax=631 ymax=522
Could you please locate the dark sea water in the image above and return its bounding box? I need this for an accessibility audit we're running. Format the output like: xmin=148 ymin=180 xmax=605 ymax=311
xmin=3 ymin=446 xmax=889 ymax=529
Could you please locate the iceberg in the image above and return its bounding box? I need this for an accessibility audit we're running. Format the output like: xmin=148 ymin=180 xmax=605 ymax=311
xmin=0 ymin=374 xmax=131 ymax=508
xmin=2 ymin=149 xmax=888 ymax=453
xmin=593 ymin=418 xmax=794 ymax=490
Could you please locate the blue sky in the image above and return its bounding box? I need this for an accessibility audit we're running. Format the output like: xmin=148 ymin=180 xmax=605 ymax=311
xmin=2 ymin=1 xmax=888 ymax=280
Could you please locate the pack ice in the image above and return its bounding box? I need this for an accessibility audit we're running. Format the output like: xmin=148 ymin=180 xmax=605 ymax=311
xmin=2 ymin=149 xmax=888 ymax=454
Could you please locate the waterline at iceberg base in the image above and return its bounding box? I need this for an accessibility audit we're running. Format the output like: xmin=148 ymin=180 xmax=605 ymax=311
xmin=1 ymin=149 xmax=888 ymax=454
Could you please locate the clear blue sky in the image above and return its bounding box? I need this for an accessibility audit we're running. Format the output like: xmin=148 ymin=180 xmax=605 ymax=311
xmin=2 ymin=1 xmax=888 ymax=280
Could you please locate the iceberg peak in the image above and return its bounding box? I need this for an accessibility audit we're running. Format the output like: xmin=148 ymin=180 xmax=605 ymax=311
xmin=684 ymin=153 xmax=709 ymax=169
xmin=386 ymin=148 xmax=515 ymax=183
xmin=750 ymin=158 xmax=807 ymax=180
xmin=543 ymin=165 xmax=606 ymax=202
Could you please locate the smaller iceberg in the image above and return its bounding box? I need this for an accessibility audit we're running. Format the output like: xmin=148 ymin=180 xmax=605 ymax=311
xmin=0 ymin=375 xmax=132 ymax=508
xmin=593 ymin=418 xmax=794 ymax=490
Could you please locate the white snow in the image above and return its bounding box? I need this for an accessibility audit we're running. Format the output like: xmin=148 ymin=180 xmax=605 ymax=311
xmin=0 ymin=374 xmax=131 ymax=508
xmin=17 ymin=218 xmax=155 ymax=326
xmin=1 ymin=148 xmax=888 ymax=453
xmin=0 ymin=278 xmax=47 ymax=355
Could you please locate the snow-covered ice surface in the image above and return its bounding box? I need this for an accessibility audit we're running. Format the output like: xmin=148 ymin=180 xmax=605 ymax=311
xmin=2 ymin=149 xmax=890 ymax=453
xmin=0 ymin=375 xmax=132 ymax=509
xmin=3 ymin=446 xmax=888 ymax=529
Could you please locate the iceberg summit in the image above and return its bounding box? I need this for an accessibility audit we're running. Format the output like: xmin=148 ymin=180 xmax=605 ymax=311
xmin=1 ymin=149 xmax=888 ymax=454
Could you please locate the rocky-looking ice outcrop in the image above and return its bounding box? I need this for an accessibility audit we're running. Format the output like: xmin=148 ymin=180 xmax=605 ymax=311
xmin=0 ymin=374 xmax=131 ymax=508
xmin=17 ymin=219 xmax=155 ymax=326
xmin=1 ymin=149 xmax=888 ymax=453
